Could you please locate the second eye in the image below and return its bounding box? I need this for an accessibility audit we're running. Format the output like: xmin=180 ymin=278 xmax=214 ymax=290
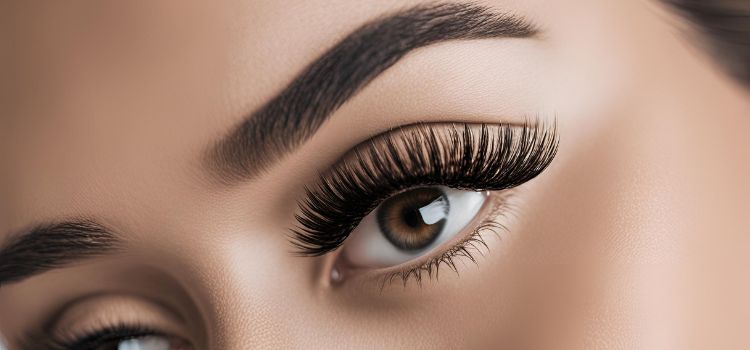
xmin=339 ymin=186 xmax=488 ymax=269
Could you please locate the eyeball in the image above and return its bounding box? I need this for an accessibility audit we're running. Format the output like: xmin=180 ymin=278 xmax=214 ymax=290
xmin=116 ymin=337 xmax=169 ymax=350
xmin=106 ymin=336 xmax=189 ymax=350
xmin=340 ymin=186 xmax=487 ymax=268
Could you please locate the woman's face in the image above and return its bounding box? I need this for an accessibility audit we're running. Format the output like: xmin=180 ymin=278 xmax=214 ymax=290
xmin=1 ymin=0 xmax=749 ymax=349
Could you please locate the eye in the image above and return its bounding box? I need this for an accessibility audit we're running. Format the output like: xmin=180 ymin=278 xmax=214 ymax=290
xmin=291 ymin=122 xmax=559 ymax=286
xmin=94 ymin=336 xmax=183 ymax=350
xmin=49 ymin=331 xmax=191 ymax=350
xmin=340 ymin=186 xmax=488 ymax=269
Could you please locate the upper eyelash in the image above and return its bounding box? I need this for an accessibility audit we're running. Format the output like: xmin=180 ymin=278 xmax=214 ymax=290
xmin=291 ymin=120 xmax=559 ymax=256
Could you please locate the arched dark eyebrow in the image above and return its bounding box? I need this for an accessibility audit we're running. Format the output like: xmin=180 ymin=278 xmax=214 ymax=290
xmin=0 ymin=220 xmax=119 ymax=286
xmin=207 ymin=2 xmax=538 ymax=183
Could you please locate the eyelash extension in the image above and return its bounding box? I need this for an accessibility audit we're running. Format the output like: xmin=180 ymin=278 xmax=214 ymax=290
xmin=24 ymin=324 xmax=160 ymax=350
xmin=292 ymin=120 xmax=559 ymax=256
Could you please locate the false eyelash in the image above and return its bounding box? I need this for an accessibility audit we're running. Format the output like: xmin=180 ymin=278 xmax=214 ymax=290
xmin=292 ymin=120 xmax=558 ymax=256
xmin=24 ymin=324 xmax=160 ymax=350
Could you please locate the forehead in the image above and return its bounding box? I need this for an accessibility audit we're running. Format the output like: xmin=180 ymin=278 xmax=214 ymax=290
xmin=0 ymin=0 xmax=675 ymax=234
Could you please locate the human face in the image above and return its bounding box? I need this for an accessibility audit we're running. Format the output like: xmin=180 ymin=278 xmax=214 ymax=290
xmin=1 ymin=0 xmax=749 ymax=349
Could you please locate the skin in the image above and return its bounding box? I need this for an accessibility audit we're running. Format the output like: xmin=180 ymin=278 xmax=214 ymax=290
xmin=1 ymin=0 xmax=749 ymax=349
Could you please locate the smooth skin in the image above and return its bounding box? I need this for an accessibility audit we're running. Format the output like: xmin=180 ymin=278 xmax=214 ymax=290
xmin=1 ymin=0 xmax=749 ymax=349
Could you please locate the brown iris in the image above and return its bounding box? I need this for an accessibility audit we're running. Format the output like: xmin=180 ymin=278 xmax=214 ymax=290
xmin=376 ymin=187 xmax=449 ymax=251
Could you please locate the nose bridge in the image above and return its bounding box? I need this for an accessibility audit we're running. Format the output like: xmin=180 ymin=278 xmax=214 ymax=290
xmin=125 ymin=151 xmax=319 ymax=350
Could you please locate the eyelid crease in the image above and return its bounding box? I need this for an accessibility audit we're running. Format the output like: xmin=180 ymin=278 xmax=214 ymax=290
xmin=291 ymin=120 xmax=559 ymax=256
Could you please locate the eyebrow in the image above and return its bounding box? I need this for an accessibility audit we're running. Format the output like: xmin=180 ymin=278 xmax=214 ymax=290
xmin=208 ymin=2 xmax=538 ymax=182
xmin=0 ymin=220 xmax=119 ymax=286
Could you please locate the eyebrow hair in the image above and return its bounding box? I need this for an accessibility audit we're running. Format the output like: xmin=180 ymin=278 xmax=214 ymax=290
xmin=0 ymin=220 xmax=119 ymax=286
xmin=208 ymin=2 xmax=538 ymax=182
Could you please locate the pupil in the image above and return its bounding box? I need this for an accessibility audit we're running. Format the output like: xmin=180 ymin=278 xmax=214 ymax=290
xmin=402 ymin=208 xmax=422 ymax=228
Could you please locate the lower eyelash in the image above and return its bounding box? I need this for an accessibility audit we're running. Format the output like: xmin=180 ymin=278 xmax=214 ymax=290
xmin=378 ymin=191 xmax=514 ymax=290
xmin=379 ymin=224 xmax=494 ymax=290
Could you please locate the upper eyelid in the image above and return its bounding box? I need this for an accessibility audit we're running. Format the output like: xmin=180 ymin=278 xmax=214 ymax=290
xmin=52 ymin=293 xmax=186 ymax=330
xmin=24 ymin=293 xmax=189 ymax=349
